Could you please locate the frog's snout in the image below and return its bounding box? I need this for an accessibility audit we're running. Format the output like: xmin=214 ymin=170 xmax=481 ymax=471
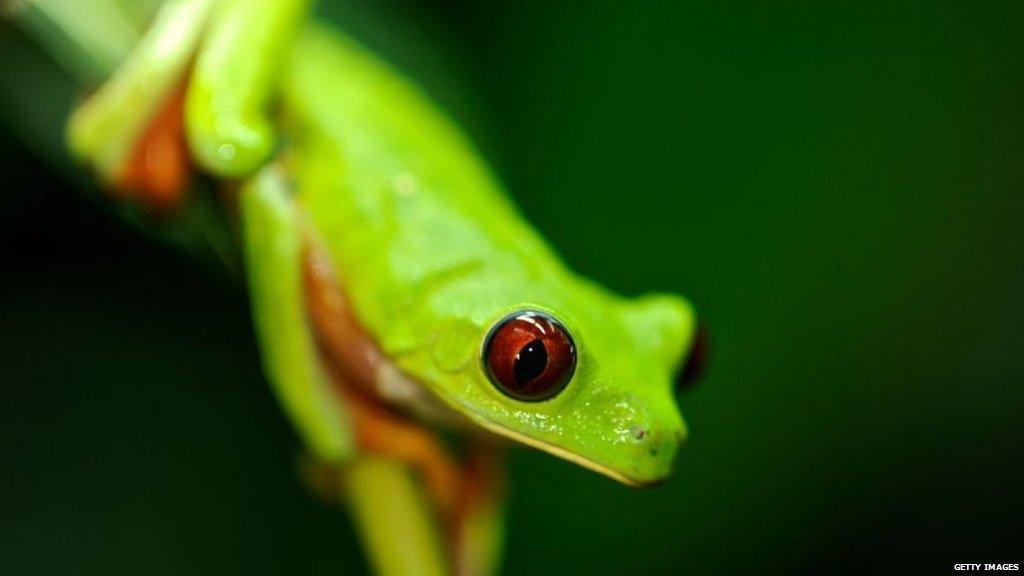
xmin=612 ymin=408 xmax=687 ymax=486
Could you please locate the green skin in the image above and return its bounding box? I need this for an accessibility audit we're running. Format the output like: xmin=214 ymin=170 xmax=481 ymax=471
xmin=285 ymin=27 xmax=694 ymax=485
xmin=66 ymin=0 xmax=696 ymax=570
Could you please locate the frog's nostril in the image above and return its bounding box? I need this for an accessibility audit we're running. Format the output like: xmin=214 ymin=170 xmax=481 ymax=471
xmin=630 ymin=426 xmax=648 ymax=441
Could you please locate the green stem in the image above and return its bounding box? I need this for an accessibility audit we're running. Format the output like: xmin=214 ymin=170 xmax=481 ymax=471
xmin=3 ymin=0 xmax=145 ymax=84
xmin=344 ymin=458 xmax=450 ymax=576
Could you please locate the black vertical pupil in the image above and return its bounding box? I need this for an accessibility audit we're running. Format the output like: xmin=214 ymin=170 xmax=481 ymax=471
xmin=514 ymin=339 xmax=548 ymax=386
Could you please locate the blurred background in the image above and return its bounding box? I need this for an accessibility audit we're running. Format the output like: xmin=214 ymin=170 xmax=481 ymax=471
xmin=2 ymin=1 xmax=1022 ymax=574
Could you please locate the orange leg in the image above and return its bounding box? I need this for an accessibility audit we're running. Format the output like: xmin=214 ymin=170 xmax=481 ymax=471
xmin=337 ymin=400 xmax=506 ymax=576
xmin=114 ymin=83 xmax=190 ymax=212
xmin=302 ymin=244 xmax=383 ymax=393
xmin=302 ymin=240 xmax=508 ymax=575
xmin=302 ymin=241 xmax=464 ymax=513
xmin=296 ymin=392 xmax=464 ymax=514
xmin=349 ymin=394 xmax=464 ymax=515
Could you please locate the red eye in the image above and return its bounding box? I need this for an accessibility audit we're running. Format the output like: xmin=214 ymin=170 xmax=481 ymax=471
xmin=483 ymin=311 xmax=577 ymax=401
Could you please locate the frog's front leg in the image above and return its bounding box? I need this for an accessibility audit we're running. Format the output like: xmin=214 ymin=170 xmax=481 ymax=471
xmin=240 ymin=164 xmax=444 ymax=573
xmin=239 ymin=163 xmax=352 ymax=460
xmin=304 ymin=238 xmax=507 ymax=576
xmin=303 ymin=245 xmax=463 ymax=509
xmin=240 ymin=164 xmax=457 ymax=576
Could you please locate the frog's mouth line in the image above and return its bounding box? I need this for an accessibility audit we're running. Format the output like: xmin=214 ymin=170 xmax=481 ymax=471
xmin=376 ymin=361 xmax=659 ymax=488
xmin=462 ymin=412 xmax=655 ymax=488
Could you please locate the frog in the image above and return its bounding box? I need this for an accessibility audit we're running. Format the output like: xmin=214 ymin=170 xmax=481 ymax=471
xmin=62 ymin=0 xmax=706 ymax=574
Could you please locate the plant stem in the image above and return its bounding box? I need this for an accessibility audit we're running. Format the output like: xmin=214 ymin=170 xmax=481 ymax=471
xmin=3 ymin=0 xmax=143 ymax=84
xmin=345 ymin=458 xmax=450 ymax=576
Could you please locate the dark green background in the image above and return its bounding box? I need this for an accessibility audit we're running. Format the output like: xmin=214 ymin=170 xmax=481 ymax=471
xmin=2 ymin=1 xmax=1022 ymax=574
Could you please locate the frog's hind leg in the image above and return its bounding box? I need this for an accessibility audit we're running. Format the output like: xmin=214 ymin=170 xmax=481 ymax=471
xmin=115 ymin=82 xmax=190 ymax=212
xmin=67 ymin=0 xmax=216 ymax=211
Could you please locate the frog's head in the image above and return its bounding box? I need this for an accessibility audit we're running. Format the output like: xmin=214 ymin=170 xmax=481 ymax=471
xmin=410 ymin=283 xmax=701 ymax=486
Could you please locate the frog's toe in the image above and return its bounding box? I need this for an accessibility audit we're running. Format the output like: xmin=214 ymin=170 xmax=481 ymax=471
xmin=185 ymin=109 xmax=275 ymax=179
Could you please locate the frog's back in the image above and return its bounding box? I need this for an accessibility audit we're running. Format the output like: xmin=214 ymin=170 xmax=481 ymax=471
xmin=283 ymin=24 xmax=617 ymax=354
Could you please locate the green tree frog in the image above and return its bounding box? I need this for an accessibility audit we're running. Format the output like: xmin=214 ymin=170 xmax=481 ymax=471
xmin=62 ymin=0 xmax=705 ymax=574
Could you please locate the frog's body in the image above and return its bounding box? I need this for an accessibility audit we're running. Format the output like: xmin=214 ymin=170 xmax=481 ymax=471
xmin=284 ymin=26 xmax=693 ymax=484
xmin=62 ymin=2 xmax=702 ymax=574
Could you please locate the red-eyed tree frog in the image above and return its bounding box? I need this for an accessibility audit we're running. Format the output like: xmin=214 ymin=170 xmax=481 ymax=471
xmin=54 ymin=0 xmax=706 ymax=574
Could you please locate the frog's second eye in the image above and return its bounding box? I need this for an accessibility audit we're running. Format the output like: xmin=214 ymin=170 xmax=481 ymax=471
xmin=676 ymin=321 xmax=709 ymax=391
xmin=483 ymin=311 xmax=576 ymax=402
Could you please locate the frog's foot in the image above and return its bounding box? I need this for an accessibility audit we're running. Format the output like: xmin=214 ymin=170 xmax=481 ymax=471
xmin=298 ymin=422 xmax=505 ymax=576
xmin=349 ymin=393 xmax=464 ymax=513
xmin=112 ymin=83 xmax=190 ymax=212
xmin=294 ymin=422 xmax=459 ymax=516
